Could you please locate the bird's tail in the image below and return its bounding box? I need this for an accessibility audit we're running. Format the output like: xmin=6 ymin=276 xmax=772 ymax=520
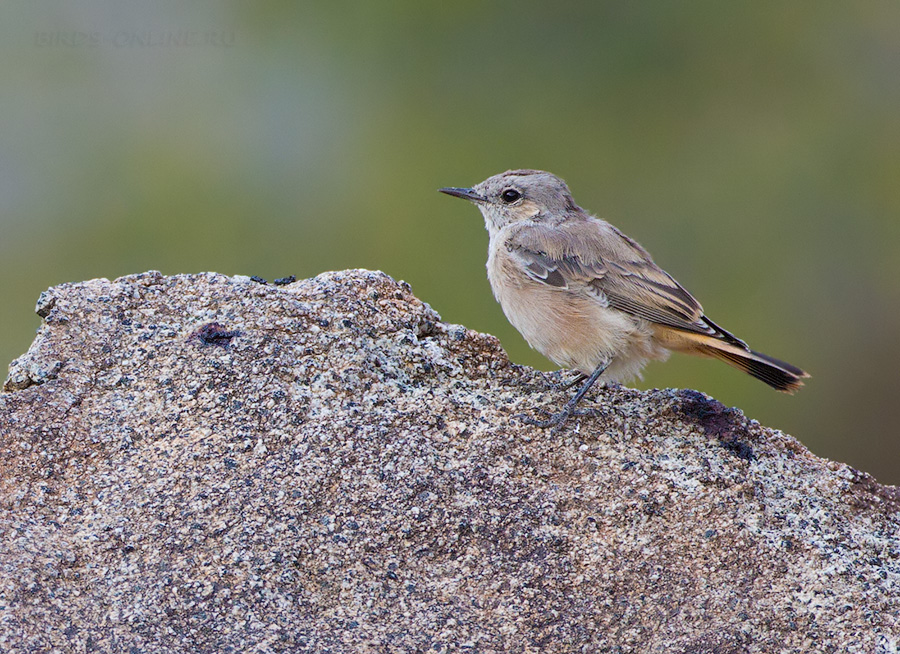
xmin=660 ymin=317 xmax=810 ymax=393
xmin=683 ymin=335 xmax=808 ymax=394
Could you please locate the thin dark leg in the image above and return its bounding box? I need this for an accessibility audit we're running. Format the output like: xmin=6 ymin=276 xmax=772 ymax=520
xmin=560 ymin=372 xmax=588 ymax=390
xmin=524 ymin=360 xmax=610 ymax=430
xmin=532 ymin=371 xmax=586 ymax=394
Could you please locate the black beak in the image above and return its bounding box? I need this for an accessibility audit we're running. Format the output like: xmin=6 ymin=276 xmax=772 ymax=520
xmin=439 ymin=187 xmax=486 ymax=203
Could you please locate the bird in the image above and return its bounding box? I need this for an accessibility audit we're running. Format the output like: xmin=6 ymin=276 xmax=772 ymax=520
xmin=439 ymin=169 xmax=809 ymax=428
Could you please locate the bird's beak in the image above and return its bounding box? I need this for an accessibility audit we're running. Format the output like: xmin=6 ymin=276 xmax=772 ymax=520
xmin=439 ymin=187 xmax=486 ymax=203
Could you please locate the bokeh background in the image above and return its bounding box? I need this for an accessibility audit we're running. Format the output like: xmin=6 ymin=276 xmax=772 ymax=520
xmin=2 ymin=2 xmax=899 ymax=481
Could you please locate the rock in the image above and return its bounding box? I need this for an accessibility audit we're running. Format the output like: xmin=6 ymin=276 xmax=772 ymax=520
xmin=1 ymin=269 xmax=898 ymax=653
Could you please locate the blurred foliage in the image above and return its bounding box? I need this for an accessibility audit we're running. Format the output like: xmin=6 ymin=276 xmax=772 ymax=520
xmin=2 ymin=1 xmax=899 ymax=481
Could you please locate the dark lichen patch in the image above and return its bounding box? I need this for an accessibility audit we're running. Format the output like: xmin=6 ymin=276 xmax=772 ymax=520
xmin=190 ymin=322 xmax=241 ymax=346
xmin=845 ymin=467 xmax=900 ymax=514
xmin=35 ymin=290 xmax=57 ymax=318
xmin=273 ymin=275 xmax=296 ymax=286
xmin=719 ymin=436 xmax=755 ymax=462
xmin=676 ymin=388 xmax=755 ymax=460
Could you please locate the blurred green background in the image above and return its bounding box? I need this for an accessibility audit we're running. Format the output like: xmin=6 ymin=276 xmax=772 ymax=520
xmin=2 ymin=2 xmax=899 ymax=481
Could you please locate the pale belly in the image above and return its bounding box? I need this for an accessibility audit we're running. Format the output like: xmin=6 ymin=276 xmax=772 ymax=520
xmin=488 ymin=267 xmax=669 ymax=382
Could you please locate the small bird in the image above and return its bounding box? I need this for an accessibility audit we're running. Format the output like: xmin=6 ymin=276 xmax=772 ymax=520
xmin=440 ymin=169 xmax=808 ymax=427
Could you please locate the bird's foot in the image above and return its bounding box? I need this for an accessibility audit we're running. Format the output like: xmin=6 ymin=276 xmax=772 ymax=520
xmin=520 ymin=362 xmax=611 ymax=433
xmin=521 ymin=407 xmax=574 ymax=434
xmin=521 ymin=405 xmax=605 ymax=433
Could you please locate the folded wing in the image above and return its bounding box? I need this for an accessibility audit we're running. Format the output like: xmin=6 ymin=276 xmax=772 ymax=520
xmin=506 ymin=220 xmax=748 ymax=349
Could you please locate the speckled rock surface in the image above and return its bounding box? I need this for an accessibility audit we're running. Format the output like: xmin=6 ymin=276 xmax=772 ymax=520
xmin=1 ymin=269 xmax=898 ymax=653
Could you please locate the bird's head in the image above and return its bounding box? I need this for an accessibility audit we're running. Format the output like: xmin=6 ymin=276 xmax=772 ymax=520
xmin=440 ymin=169 xmax=578 ymax=233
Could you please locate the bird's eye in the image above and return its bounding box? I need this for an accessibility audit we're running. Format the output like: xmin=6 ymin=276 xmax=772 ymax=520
xmin=501 ymin=189 xmax=521 ymax=203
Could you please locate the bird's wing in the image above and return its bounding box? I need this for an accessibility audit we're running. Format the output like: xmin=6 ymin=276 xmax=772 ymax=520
xmin=506 ymin=220 xmax=748 ymax=347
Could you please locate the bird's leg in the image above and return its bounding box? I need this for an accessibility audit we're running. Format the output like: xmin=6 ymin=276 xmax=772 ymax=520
xmin=539 ymin=370 xmax=587 ymax=392
xmin=560 ymin=372 xmax=588 ymax=390
xmin=524 ymin=360 xmax=610 ymax=431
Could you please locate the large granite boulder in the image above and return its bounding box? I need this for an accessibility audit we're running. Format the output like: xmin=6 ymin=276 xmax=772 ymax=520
xmin=1 ymin=270 xmax=897 ymax=652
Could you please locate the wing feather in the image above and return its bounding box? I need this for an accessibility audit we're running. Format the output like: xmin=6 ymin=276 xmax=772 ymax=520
xmin=506 ymin=220 xmax=748 ymax=348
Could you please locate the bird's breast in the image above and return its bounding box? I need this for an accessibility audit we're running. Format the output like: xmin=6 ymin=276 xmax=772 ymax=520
xmin=486 ymin=244 xmax=647 ymax=373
